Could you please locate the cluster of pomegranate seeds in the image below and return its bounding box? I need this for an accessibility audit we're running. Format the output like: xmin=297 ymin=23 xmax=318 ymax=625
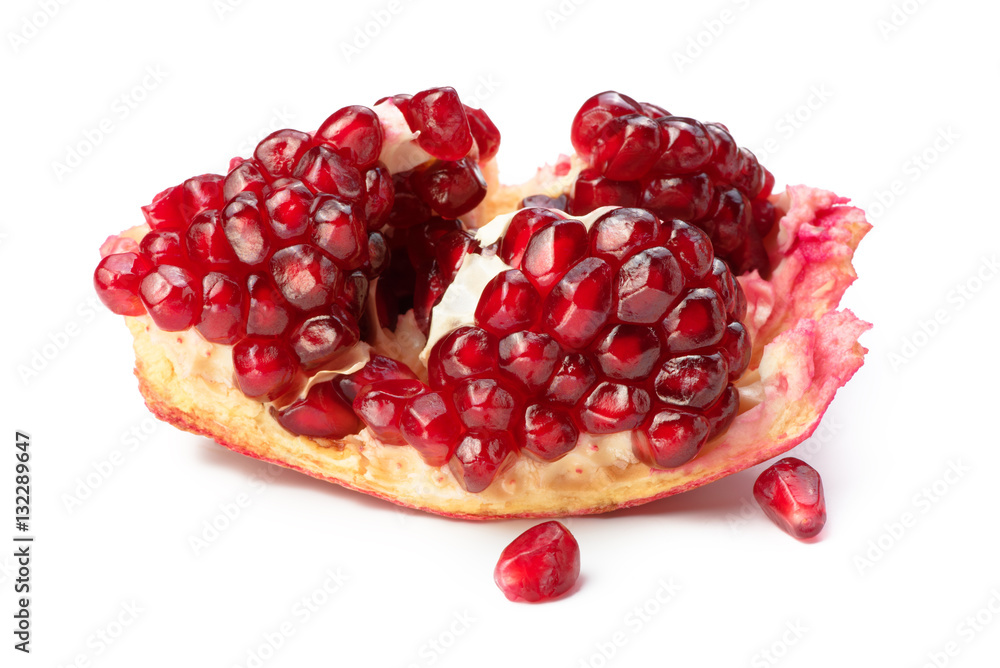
xmin=566 ymin=91 xmax=776 ymax=277
xmin=494 ymin=521 xmax=581 ymax=603
xmin=753 ymin=458 xmax=827 ymax=540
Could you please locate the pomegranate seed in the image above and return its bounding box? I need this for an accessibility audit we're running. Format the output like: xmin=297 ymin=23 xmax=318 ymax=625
xmin=591 ymin=114 xmax=662 ymax=181
xmin=521 ymin=219 xmax=589 ymax=293
xmin=376 ymin=93 xmax=412 ymax=115
xmin=494 ymin=521 xmax=580 ymax=603
xmin=500 ymin=208 xmax=566 ymax=268
xmin=654 ymin=117 xmax=713 ymax=174
xmin=100 ymin=235 xmax=140 ymax=257
xmin=232 ymin=337 xmax=299 ymax=400
xmin=411 ymin=158 xmax=487 ymax=219
xmin=452 ymin=377 xmax=519 ymax=430
xmin=338 ymin=354 xmax=419 ymax=402
xmin=427 ymin=326 xmax=498 ymax=389
xmin=316 ymin=105 xmax=383 ymax=170
xmin=399 ymin=391 xmax=464 ymax=466
xmin=569 ymin=168 xmax=639 ymax=215
xmin=139 ymin=264 xmax=202 ymax=331
xmin=94 ymin=252 xmax=153 ymax=316
xmin=269 ymin=244 xmax=341 ymax=311
xmin=180 ymin=175 xmax=224 ymax=219
xmin=615 ymin=247 xmax=684 ymax=324
xmin=245 ymin=273 xmax=293 ymax=336
xmin=733 ymin=148 xmax=765 ymax=198
xmin=708 ymin=258 xmax=739 ymax=316
xmin=753 ymin=458 xmax=827 ymax=540
xmin=719 ymin=322 xmax=751 ymax=380
xmin=705 ymin=123 xmax=740 ymax=182
xmin=632 ymin=410 xmax=711 ymax=469
xmin=593 ymin=324 xmax=661 ymax=381
xmin=520 ymin=404 xmax=578 ymax=461
xmin=542 ymin=257 xmax=613 ymax=350
xmin=450 ymin=429 xmax=516 ymax=493
xmin=661 ymin=288 xmax=727 ymax=353
xmin=702 ymin=188 xmax=751 ymax=255
xmin=197 ymin=272 xmax=245 ymax=344
xmin=759 ymin=167 xmax=776 ymax=201
xmin=663 ymin=220 xmax=714 ymax=281
xmin=275 ymin=381 xmax=360 ymax=439
xmin=186 ymin=210 xmax=238 ymax=268
xmin=353 ymin=379 xmax=428 ymax=445
xmin=264 ymin=178 xmax=315 ymax=240
xmin=752 ymin=198 xmax=777 ymax=236
xmin=142 ymin=185 xmax=184 ymax=230
xmin=140 ymin=230 xmax=186 ymax=265
xmin=413 ymin=260 xmax=447 ymax=335
xmin=435 ymin=230 xmax=478 ymax=283
xmin=337 ymin=270 xmax=369 ymax=319
xmin=293 ymin=145 xmax=364 ymax=202
xmin=363 ymin=231 xmax=390 ymax=278
xmin=589 ymin=208 xmax=660 ymax=266
xmin=363 ymin=164 xmax=395 ymax=230
xmin=222 ymin=193 xmax=270 ymax=267
xmin=288 ymin=310 xmax=360 ymax=370
xmin=310 ymin=195 xmax=368 ymax=270
xmin=498 ymin=331 xmax=561 ymax=394
xmin=705 ymin=385 xmax=740 ymax=438
xmin=386 ymin=172 xmax=432 ymax=229
xmin=544 ymin=353 xmax=596 ymax=406
xmin=223 ymin=159 xmax=267 ymax=201
xmin=474 ymin=270 xmax=540 ymax=337
xmin=405 ymin=87 xmax=473 ymax=161
xmin=571 ymin=91 xmax=642 ymax=157
xmin=639 ymin=172 xmax=715 ymax=222
xmin=465 ymin=106 xmax=501 ymax=162
xmin=638 ymin=102 xmax=671 ymax=119
xmin=254 ymin=129 xmax=311 ymax=179
xmin=577 ymin=382 xmax=651 ymax=433
xmin=654 ymin=353 xmax=728 ymax=409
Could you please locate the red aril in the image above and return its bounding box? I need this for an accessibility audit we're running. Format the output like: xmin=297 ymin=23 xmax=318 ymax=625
xmin=753 ymin=458 xmax=827 ymax=540
xmin=94 ymin=252 xmax=154 ymax=316
xmin=494 ymin=521 xmax=581 ymax=603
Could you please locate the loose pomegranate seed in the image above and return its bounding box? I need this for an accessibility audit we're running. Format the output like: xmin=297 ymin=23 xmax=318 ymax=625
xmin=223 ymin=159 xmax=267 ymax=201
xmin=245 ymin=273 xmax=293 ymax=337
xmin=660 ymin=287 xmax=726 ymax=353
xmin=222 ymin=193 xmax=270 ymax=267
xmin=577 ymin=381 xmax=651 ymax=433
xmin=498 ymin=331 xmax=561 ymax=394
xmin=338 ymin=353 xmax=419 ymax=401
xmin=753 ymin=458 xmax=827 ymax=540
xmin=465 ymin=106 xmax=501 ymax=162
xmin=435 ymin=230 xmax=478 ymax=283
xmin=254 ymin=129 xmax=311 ymax=179
xmin=571 ymin=91 xmax=642 ymax=157
xmin=702 ymin=188 xmax=751 ymax=255
xmin=521 ymin=219 xmax=589 ymax=293
xmin=500 ymin=208 xmax=566 ymax=268
xmin=544 ymin=353 xmax=596 ymax=406
xmin=363 ymin=164 xmax=395 ymax=230
xmin=140 ymin=264 xmax=202 ymax=331
xmin=140 ymin=230 xmax=186 ymax=265
xmin=520 ymin=404 xmax=578 ymax=461
xmin=542 ymin=257 xmax=613 ymax=350
xmin=232 ymin=336 xmax=299 ymax=400
xmin=264 ymin=178 xmax=314 ymax=240
xmin=316 ymin=105 xmax=383 ymax=170
xmin=274 ymin=381 xmax=360 ymax=439
xmin=589 ymin=208 xmax=660 ymax=266
xmin=427 ymin=326 xmax=498 ymax=389
xmin=399 ymin=391 xmax=464 ymax=466
xmin=615 ymin=246 xmax=684 ymax=324
xmin=632 ymin=410 xmax=711 ymax=469
xmin=475 ymin=270 xmax=540 ymax=337
xmin=288 ymin=309 xmax=360 ymax=370
xmin=94 ymin=252 xmax=153 ymax=316
xmin=310 ymin=195 xmax=368 ymax=270
xmin=569 ymin=168 xmax=639 ymax=215
xmin=452 ymin=377 xmax=519 ymax=430
xmin=186 ymin=210 xmax=238 ymax=268
xmin=654 ymin=353 xmax=728 ymax=409
xmin=411 ymin=158 xmax=487 ymax=219
xmin=180 ymin=175 xmax=224 ymax=220
xmin=197 ymin=272 xmax=245 ymax=344
xmin=591 ymin=114 xmax=662 ymax=181
xmin=293 ymin=145 xmax=364 ymax=202
xmin=353 ymin=379 xmax=428 ymax=445
xmin=593 ymin=324 xmax=661 ymax=381
xmin=663 ymin=220 xmax=714 ymax=281
xmin=639 ymin=172 xmax=715 ymax=222
xmin=404 ymin=87 xmax=473 ymax=161
xmin=269 ymin=244 xmax=341 ymax=311
xmin=450 ymin=429 xmax=516 ymax=493
xmin=142 ymin=185 xmax=184 ymax=230
xmin=654 ymin=117 xmax=713 ymax=174
xmin=705 ymin=385 xmax=740 ymax=438
xmin=494 ymin=521 xmax=580 ymax=603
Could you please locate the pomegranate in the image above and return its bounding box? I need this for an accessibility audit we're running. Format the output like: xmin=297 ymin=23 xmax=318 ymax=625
xmin=494 ymin=521 xmax=581 ymax=603
xmin=94 ymin=86 xmax=871 ymax=519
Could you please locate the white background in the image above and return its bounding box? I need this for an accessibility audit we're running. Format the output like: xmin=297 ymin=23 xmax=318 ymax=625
xmin=2 ymin=0 xmax=999 ymax=666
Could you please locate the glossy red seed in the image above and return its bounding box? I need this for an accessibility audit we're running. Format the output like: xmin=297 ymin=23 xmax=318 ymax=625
xmin=708 ymin=258 xmax=739 ymax=316
xmin=542 ymin=257 xmax=613 ymax=350
xmin=435 ymin=230 xmax=478 ymax=283
xmin=275 ymin=381 xmax=360 ymax=439
xmin=245 ymin=273 xmax=293 ymax=336
xmin=399 ymin=391 xmax=464 ymax=466
xmin=232 ymin=337 xmax=299 ymax=400
xmin=589 ymin=208 xmax=660 ymax=266
xmin=363 ymin=164 xmax=395 ymax=230
xmin=288 ymin=310 xmax=360 ymax=370
xmin=500 ymin=208 xmax=566 ymax=268
xmin=465 ymin=106 xmax=501 ymax=162
xmin=705 ymin=123 xmax=740 ymax=183
xmin=475 ymin=270 xmax=539 ymax=336
xmin=705 ymin=384 xmax=740 ymax=438
xmin=577 ymin=382 xmax=651 ymax=434
xmin=661 ymin=288 xmax=727 ymax=353
xmin=702 ymin=188 xmax=751 ymax=255
xmin=413 ymin=260 xmax=447 ymax=335
xmin=570 ymin=91 xmax=642 ymax=157
xmin=615 ymin=246 xmax=684 ymax=324
xmin=293 ymin=145 xmax=364 ymax=202
xmin=139 ymin=264 xmax=202 ymax=331
xmin=386 ymin=172 xmax=432 ymax=229
xmin=639 ymin=172 xmax=715 ymax=222
xmin=452 ymin=378 xmax=518 ymax=430
xmin=316 ymin=105 xmax=383 ymax=170
xmin=197 ymin=272 xmax=245 ymax=344
xmin=141 ymin=185 xmax=184 ymax=230
xmin=654 ymin=117 xmax=713 ymax=174
xmin=495 ymin=521 xmax=581 ymax=603
xmin=751 ymin=198 xmax=778 ymax=237
xmin=336 ymin=270 xmax=368 ymax=320
xmin=264 ymin=178 xmax=314 ymax=240
xmin=181 ymin=175 xmax=224 ymax=220
xmin=353 ymin=379 xmax=428 ymax=445
xmin=94 ymin=252 xmax=154 ymax=316
xmin=363 ymin=231 xmax=390 ymax=279
xmin=520 ymin=404 xmax=579 ymax=461
xmin=521 ymin=219 xmax=589 ymax=293
xmin=719 ymin=322 xmax=751 ymax=380
xmin=427 ymin=326 xmax=498 ymax=389
xmin=544 ymin=354 xmax=597 ymax=407
xmin=753 ymin=458 xmax=826 ymax=540
xmin=222 ymin=193 xmax=270 ymax=267
xmin=338 ymin=353 xmax=419 ymax=402
xmin=411 ymin=158 xmax=487 ymax=219
xmin=186 ymin=210 xmax=237 ymax=268
xmin=663 ymin=220 xmax=714 ymax=281
xmin=498 ymin=331 xmax=561 ymax=394
xmin=632 ymin=410 xmax=711 ymax=469
xmin=223 ymin=159 xmax=267 ymax=201
xmin=729 ymin=228 xmax=771 ymax=278
xmin=569 ymin=168 xmax=639 ymax=215
xmin=593 ymin=324 xmax=661 ymax=381
xmin=310 ymin=195 xmax=368 ymax=270
xmin=592 ymin=114 xmax=662 ymax=181
xmin=254 ymin=129 xmax=312 ymax=179
xmin=140 ymin=230 xmax=186 ymax=266
xmin=654 ymin=353 xmax=728 ymax=409
xmin=733 ymin=148 xmax=765 ymax=198
xmin=269 ymin=244 xmax=341 ymax=311
xmin=405 ymin=87 xmax=473 ymax=161
xmin=638 ymin=102 xmax=671 ymax=119
xmin=450 ymin=429 xmax=516 ymax=493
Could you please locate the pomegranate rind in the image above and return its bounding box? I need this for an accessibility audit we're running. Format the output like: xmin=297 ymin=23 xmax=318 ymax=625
xmin=123 ymin=183 xmax=870 ymax=519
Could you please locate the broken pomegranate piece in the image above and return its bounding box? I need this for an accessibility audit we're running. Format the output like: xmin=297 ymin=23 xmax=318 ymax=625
xmin=494 ymin=521 xmax=581 ymax=603
xmin=753 ymin=458 xmax=827 ymax=540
